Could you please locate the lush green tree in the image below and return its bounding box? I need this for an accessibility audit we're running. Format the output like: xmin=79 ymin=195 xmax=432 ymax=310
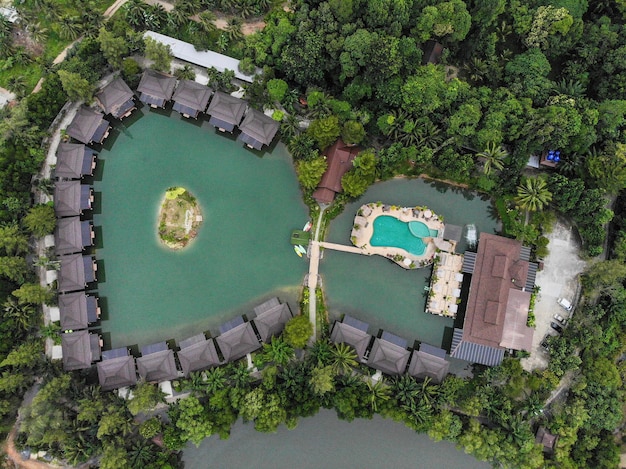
xmin=127 ymin=381 xmax=165 ymax=416
xmin=97 ymin=28 xmax=129 ymax=70
xmin=175 ymin=396 xmax=213 ymax=446
xmin=412 ymin=0 xmax=472 ymax=42
xmin=296 ymin=157 xmax=327 ymax=191
xmin=515 ymin=176 xmax=552 ymax=222
xmin=0 ymin=340 xmax=43 ymax=369
xmin=58 ymin=70 xmax=94 ymax=103
xmin=330 ymin=343 xmax=357 ymax=375
xmin=283 ymin=315 xmax=313 ymax=349
xmin=504 ymin=48 xmax=552 ymax=103
xmin=307 ymin=115 xmax=341 ymax=150
xmin=139 ymin=417 xmax=163 ymax=439
xmin=341 ymin=121 xmax=365 ymax=145
xmin=548 ymin=174 xmax=583 ymax=212
xmin=587 ymin=144 xmax=626 ymax=194
xmin=23 ymin=204 xmax=56 ymax=237
xmin=144 ymin=36 xmax=172 ymax=72
xmin=476 ymin=142 xmax=507 ymax=176
xmin=99 ymin=444 xmax=130 ymax=469
xmin=266 ymin=78 xmax=288 ymax=103
xmin=12 ymin=283 xmax=54 ymax=305
xmin=428 ymin=409 xmax=463 ymax=441
xmin=0 ymin=223 xmax=28 ymax=256
xmin=0 ymin=256 xmax=28 ymax=283
xmin=524 ymin=6 xmax=574 ymax=50
xmin=309 ymin=365 xmax=335 ymax=395
xmin=401 ymin=65 xmax=466 ymax=114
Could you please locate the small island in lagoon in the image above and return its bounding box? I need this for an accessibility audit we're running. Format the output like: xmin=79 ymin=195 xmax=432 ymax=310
xmin=158 ymin=187 xmax=202 ymax=250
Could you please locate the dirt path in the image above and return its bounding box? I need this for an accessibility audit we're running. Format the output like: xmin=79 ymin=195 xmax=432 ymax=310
xmin=3 ymin=426 xmax=57 ymax=469
xmin=214 ymin=18 xmax=266 ymax=35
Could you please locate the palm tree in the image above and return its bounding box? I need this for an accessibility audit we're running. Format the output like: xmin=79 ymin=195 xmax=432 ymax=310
xmin=280 ymin=114 xmax=301 ymax=141
xmin=144 ymin=4 xmax=168 ymax=30
xmin=3 ymin=297 xmax=36 ymax=331
xmin=366 ymin=379 xmax=390 ymax=412
xmin=28 ymin=22 xmax=48 ymax=44
xmin=124 ymin=0 xmax=149 ymax=28
xmin=392 ymin=374 xmax=420 ymax=406
xmin=128 ymin=439 xmax=156 ymax=467
xmin=330 ymin=342 xmax=357 ymax=375
xmin=168 ymin=7 xmax=189 ymax=29
xmin=204 ymin=367 xmax=227 ymax=394
xmin=174 ymin=65 xmax=196 ymax=81
xmin=308 ymin=339 xmax=333 ymax=366
xmin=225 ymin=17 xmax=243 ymax=41
xmin=515 ymin=176 xmax=552 ymax=224
xmin=57 ymin=16 xmax=81 ymax=41
xmin=197 ymin=11 xmax=217 ymax=34
xmin=554 ymin=78 xmax=586 ymax=98
xmin=261 ymin=336 xmax=294 ymax=367
xmin=6 ymin=75 xmax=27 ymax=98
xmin=477 ymin=142 xmax=508 ymax=176
xmin=464 ymin=57 xmax=489 ymax=84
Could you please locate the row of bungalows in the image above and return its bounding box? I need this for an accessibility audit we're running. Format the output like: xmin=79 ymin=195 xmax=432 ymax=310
xmin=61 ymin=297 xmax=294 ymax=393
xmin=329 ymin=315 xmax=450 ymax=384
xmin=137 ymin=69 xmax=279 ymax=150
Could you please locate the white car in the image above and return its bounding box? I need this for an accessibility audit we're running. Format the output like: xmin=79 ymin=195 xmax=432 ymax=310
xmin=553 ymin=313 xmax=566 ymax=323
xmin=557 ymin=298 xmax=573 ymax=311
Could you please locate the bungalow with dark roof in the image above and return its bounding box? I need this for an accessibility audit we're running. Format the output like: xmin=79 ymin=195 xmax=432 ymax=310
xmin=177 ymin=334 xmax=222 ymax=376
xmin=206 ymin=91 xmax=246 ymax=132
xmin=329 ymin=316 xmax=372 ymax=363
xmin=96 ymin=77 xmax=136 ymax=119
xmin=172 ymin=79 xmax=213 ymax=118
xmin=451 ymin=233 xmax=537 ymax=366
xmin=137 ymin=342 xmax=178 ymax=382
xmin=58 ymin=254 xmax=97 ymax=293
xmin=97 ymin=352 xmax=137 ymax=391
xmin=54 ymin=182 xmax=93 ymax=218
xmin=367 ymin=335 xmax=411 ymax=376
xmin=55 ymin=143 xmax=96 ymax=179
xmin=407 ymin=347 xmax=450 ymax=384
xmin=312 ymin=139 xmax=360 ymax=204
xmin=215 ymin=321 xmax=261 ymax=362
xmin=252 ymin=302 xmax=293 ymax=343
xmin=66 ymin=106 xmax=110 ymax=145
xmin=59 ymin=292 xmax=100 ymax=330
xmin=55 ymin=217 xmax=93 ymax=255
xmin=536 ymin=427 xmax=558 ymax=453
xmin=237 ymin=108 xmax=280 ymax=150
xmin=61 ymin=330 xmax=101 ymax=371
xmin=137 ymin=69 xmax=176 ymax=108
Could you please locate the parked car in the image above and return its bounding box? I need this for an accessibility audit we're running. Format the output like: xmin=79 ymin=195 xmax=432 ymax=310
xmin=557 ymin=298 xmax=573 ymax=311
xmin=550 ymin=322 xmax=563 ymax=333
xmin=553 ymin=313 xmax=566 ymax=324
xmin=540 ymin=338 xmax=550 ymax=350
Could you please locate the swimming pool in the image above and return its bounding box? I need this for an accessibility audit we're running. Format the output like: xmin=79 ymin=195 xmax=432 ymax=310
xmin=370 ymin=216 xmax=428 ymax=256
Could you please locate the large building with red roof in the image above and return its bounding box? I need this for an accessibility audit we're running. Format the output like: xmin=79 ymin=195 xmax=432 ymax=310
xmin=312 ymin=139 xmax=360 ymax=204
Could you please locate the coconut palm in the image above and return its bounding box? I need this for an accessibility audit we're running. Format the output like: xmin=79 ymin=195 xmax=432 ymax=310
xmin=204 ymin=366 xmax=227 ymax=394
xmin=225 ymin=17 xmax=243 ymax=41
xmin=197 ymin=11 xmax=217 ymax=34
xmin=366 ymin=379 xmax=390 ymax=412
xmin=280 ymin=114 xmax=301 ymax=141
xmin=261 ymin=336 xmax=294 ymax=367
xmin=515 ymin=176 xmax=552 ymax=224
xmin=174 ymin=64 xmax=196 ymax=81
xmin=124 ymin=0 xmax=149 ymax=28
xmin=392 ymin=374 xmax=420 ymax=406
xmin=168 ymin=7 xmax=189 ymax=28
xmin=6 ymin=75 xmax=27 ymax=98
xmin=330 ymin=342 xmax=357 ymax=375
xmin=144 ymin=4 xmax=168 ymax=30
xmin=57 ymin=16 xmax=81 ymax=41
xmin=28 ymin=22 xmax=48 ymax=44
xmin=477 ymin=142 xmax=508 ymax=176
xmin=308 ymin=339 xmax=333 ymax=366
xmin=3 ymin=296 xmax=36 ymax=331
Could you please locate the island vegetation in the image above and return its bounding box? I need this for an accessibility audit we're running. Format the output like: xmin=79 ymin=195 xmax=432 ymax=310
xmin=0 ymin=0 xmax=625 ymax=468
xmin=158 ymin=187 xmax=203 ymax=250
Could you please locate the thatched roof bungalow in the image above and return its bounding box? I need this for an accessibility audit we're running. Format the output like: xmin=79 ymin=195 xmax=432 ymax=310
xmin=252 ymin=302 xmax=293 ymax=343
xmin=137 ymin=69 xmax=176 ymax=108
xmin=55 ymin=217 xmax=93 ymax=255
xmin=329 ymin=320 xmax=372 ymax=363
xmin=367 ymin=335 xmax=410 ymax=376
xmin=59 ymin=292 xmax=100 ymax=330
xmin=172 ymin=79 xmax=212 ymax=118
xmin=137 ymin=349 xmax=178 ymax=383
xmin=177 ymin=335 xmax=222 ymax=376
xmin=215 ymin=322 xmax=260 ymax=362
xmin=55 ymin=143 xmax=96 ymax=179
xmin=312 ymin=139 xmax=360 ymax=204
xmin=97 ymin=354 xmax=137 ymax=391
xmin=96 ymin=77 xmax=136 ymax=119
xmin=66 ymin=106 xmax=110 ymax=145
xmin=206 ymin=91 xmax=246 ymax=132
xmin=61 ymin=330 xmax=101 ymax=371
xmin=237 ymin=109 xmax=279 ymax=150
xmin=58 ymin=254 xmax=96 ymax=293
xmin=54 ymin=182 xmax=93 ymax=218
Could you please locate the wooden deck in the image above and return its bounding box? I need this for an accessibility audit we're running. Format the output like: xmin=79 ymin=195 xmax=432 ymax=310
xmin=317 ymin=241 xmax=371 ymax=255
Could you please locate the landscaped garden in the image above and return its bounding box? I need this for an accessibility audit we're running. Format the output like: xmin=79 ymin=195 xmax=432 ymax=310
xmin=158 ymin=187 xmax=202 ymax=250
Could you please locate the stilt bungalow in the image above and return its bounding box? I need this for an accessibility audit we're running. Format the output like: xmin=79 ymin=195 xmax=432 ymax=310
xmin=451 ymin=233 xmax=537 ymax=366
xmin=367 ymin=332 xmax=411 ymax=376
xmin=312 ymin=139 xmax=360 ymax=204
xmin=215 ymin=320 xmax=261 ymax=362
xmin=55 ymin=217 xmax=94 ymax=255
xmin=54 ymin=182 xmax=93 ymax=217
xmin=59 ymin=292 xmax=100 ymax=330
xmin=66 ymin=106 xmax=110 ymax=145
xmin=96 ymin=77 xmax=136 ymax=119
xmin=97 ymin=351 xmax=137 ymax=391
xmin=137 ymin=342 xmax=179 ymax=383
xmin=177 ymin=334 xmax=222 ymax=376
xmin=61 ymin=330 xmax=101 ymax=371
xmin=407 ymin=344 xmax=450 ymax=384
xmin=137 ymin=69 xmax=176 ymax=108
xmin=329 ymin=315 xmax=372 ymax=363
xmin=206 ymin=91 xmax=246 ymax=132
xmin=54 ymin=143 xmax=96 ymax=179
xmin=237 ymin=108 xmax=279 ymax=150
xmin=57 ymin=254 xmax=97 ymax=293
xmin=172 ymin=79 xmax=212 ymax=118
xmin=252 ymin=301 xmax=293 ymax=343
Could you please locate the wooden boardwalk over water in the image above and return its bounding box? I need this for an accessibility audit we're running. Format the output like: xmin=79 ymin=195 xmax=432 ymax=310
xmin=317 ymin=241 xmax=372 ymax=255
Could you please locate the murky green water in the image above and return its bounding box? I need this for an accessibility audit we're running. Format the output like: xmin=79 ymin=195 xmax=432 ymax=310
xmin=93 ymin=111 xmax=308 ymax=347
xmin=323 ymin=178 xmax=499 ymax=347
xmin=182 ymin=410 xmax=490 ymax=469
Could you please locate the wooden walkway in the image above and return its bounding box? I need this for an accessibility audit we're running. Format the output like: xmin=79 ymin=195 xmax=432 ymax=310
xmin=317 ymin=241 xmax=371 ymax=255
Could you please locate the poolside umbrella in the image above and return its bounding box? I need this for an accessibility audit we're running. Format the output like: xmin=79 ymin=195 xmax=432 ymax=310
xmin=424 ymin=210 xmax=432 ymax=219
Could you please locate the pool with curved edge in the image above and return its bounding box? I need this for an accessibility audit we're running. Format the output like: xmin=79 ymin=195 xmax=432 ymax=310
xmin=370 ymin=215 xmax=427 ymax=255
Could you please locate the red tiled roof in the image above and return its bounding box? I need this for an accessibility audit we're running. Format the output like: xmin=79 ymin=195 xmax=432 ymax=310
xmin=312 ymin=139 xmax=359 ymax=204
xmin=462 ymin=233 xmax=534 ymax=351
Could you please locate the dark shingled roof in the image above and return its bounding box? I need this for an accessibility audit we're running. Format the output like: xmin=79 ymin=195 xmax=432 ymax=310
xmin=329 ymin=321 xmax=372 ymax=363
xmin=172 ymin=80 xmax=212 ymax=117
xmin=55 ymin=217 xmax=93 ymax=255
xmin=96 ymin=77 xmax=135 ymax=118
xmin=367 ymin=337 xmax=410 ymax=376
xmin=215 ymin=322 xmax=260 ymax=362
xmin=207 ymin=91 xmax=246 ymax=131
xmin=55 ymin=143 xmax=95 ymax=179
xmin=253 ymin=297 xmax=280 ymax=316
xmin=66 ymin=106 xmax=110 ymax=144
xmin=97 ymin=355 xmax=137 ymax=391
xmin=137 ymin=349 xmax=178 ymax=382
xmin=252 ymin=303 xmax=293 ymax=342
xmin=536 ymin=427 xmax=558 ymax=453
xmin=59 ymin=292 xmax=98 ymax=330
xmin=313 ymin=139 xmax=360 ymax=204
xmin=58 ymin=254 xmax=96 ymax=293
xmin=62 ymin=330 xmax=94 ymax=371
xmin=452 ymin=233 xmax=534 ymax=365
xmin=177 ymin=337 xmax=221 ymax=376
xmin=137 ymin=70 xmax=176 ymax=107
xmin=407 ymin=350 xmax=450 ymax=384
xmin=54 ymin=182 xmax=92 ymax=217
xmin=237 ymin=109 xmax=279 ymax=150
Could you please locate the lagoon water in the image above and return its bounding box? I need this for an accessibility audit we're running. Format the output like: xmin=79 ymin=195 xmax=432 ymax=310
xmin=182 ymin=410 xmax=489 ymax=469
xmin=93 ymin=111 xmax=308 ymax=348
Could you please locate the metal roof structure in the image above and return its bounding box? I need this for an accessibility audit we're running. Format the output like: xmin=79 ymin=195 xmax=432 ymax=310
xmin=144 ymin=31 xmax=259 ymax=83
xmin=55 ymin=143 xmax=96 ymax=179
xmin=96 ymin=77 xmax=136 ymax=119
xmin=55 ymin=217 xmax=93 ymax=255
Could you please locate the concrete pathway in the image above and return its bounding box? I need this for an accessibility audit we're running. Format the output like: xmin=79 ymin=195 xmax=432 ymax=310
xmin=521 ymin=219 xmax=587 ymax=371
xmin=307 ymin=208 xmax=326 ymax=341
xmin=318 ymin=241 xmax=370 ymax=255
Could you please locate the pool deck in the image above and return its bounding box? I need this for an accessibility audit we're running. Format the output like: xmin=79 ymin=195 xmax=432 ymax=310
xmin=426 ymin=252 xmax=464 ymax=318
xmin=350 ymin=203 xmax=448 ymax=269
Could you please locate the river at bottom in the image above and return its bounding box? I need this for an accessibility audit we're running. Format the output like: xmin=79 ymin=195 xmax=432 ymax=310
xmin=182 ymin=409 xmax=489 ymax=469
